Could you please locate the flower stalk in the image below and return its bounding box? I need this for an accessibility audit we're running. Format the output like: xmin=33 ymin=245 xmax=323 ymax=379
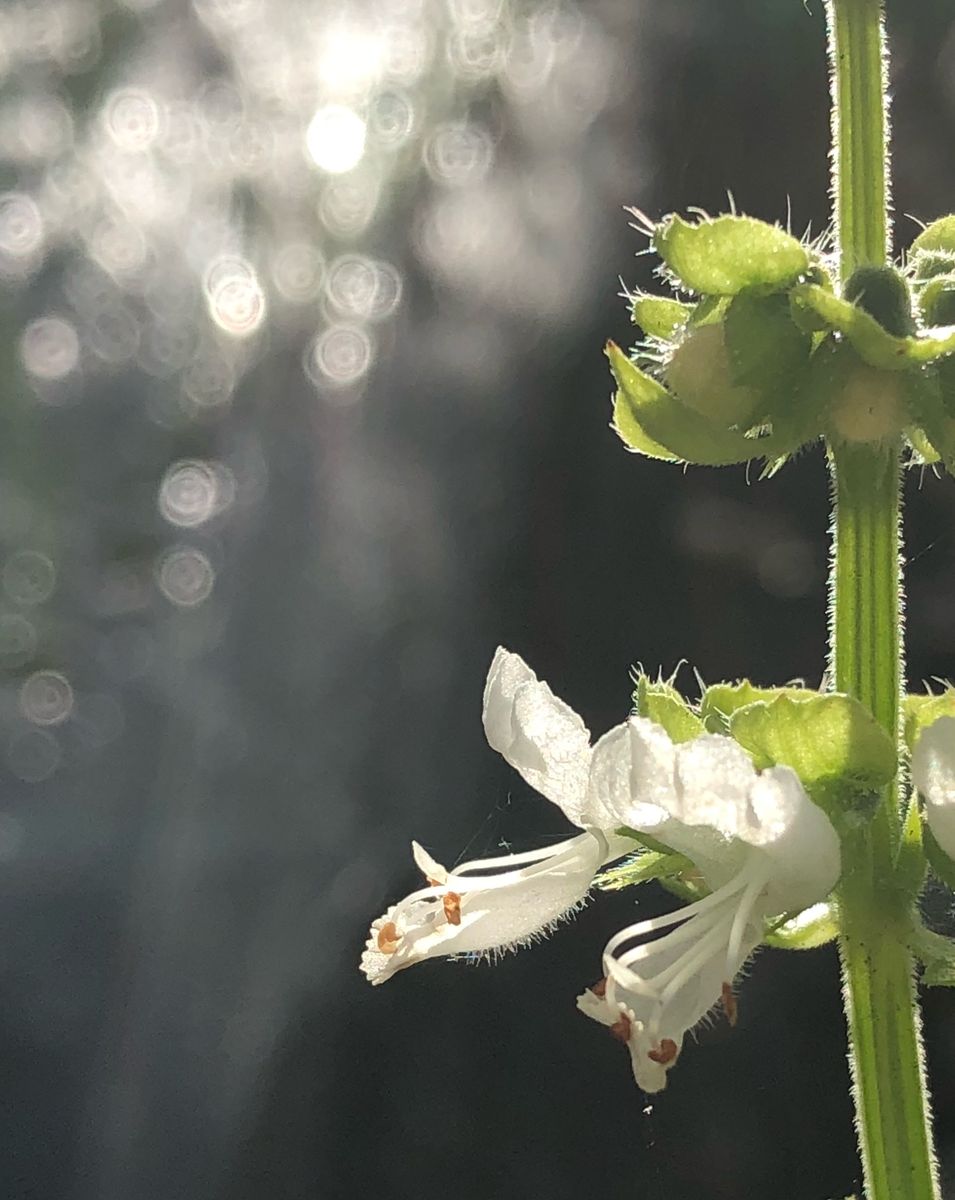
xmin=827 ymin=2 xmax=939 ymax=1196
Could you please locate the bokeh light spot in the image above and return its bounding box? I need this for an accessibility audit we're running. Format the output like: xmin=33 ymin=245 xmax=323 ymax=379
xmin=2 ymin=550 xmax=56 ymax=607
xmin=20 ymin=317 xmax=80 ymax=381
xmin=158 ymin=459 xmax=231 ymax=528
xmin=205 ymin=258 xmax=265 ymax=336
xmin=20 ymin=670 xmax=75 ymax=727
xmin=305 ymin=324 xmax=374 ymax=389
xmin=156 ymin=546 xmax=215 ymax=607
xmin=271 ymin=242 xmax=325 ymax=303
xmin=327 ymin=255 xmax=402 ymax=322
xmin=102 ymin=87 xmax=162 ymax=152
xmin=0 ymin=192 xmax=44 ymax=271
xmin=306 ymin=105 xmax=366 ymax=174
xmin=367 ymin=91 xmax=415 ymax=149
xmin=424 ymin=122 xmax=494 ymax=185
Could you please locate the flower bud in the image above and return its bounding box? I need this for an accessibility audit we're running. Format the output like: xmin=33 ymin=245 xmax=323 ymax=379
xmin=664 ymin=323 xmax=760 ymax=427
xmin=844 ymin=265 xmax=915 ymax=337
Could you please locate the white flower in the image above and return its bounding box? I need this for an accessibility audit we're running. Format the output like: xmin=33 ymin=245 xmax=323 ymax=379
xmin=361 ymin=832 xmax=609 ymax=985
xmin=577 ymin=717 xmax=841 ymax=1092
xmin=361 ymin=647 xmax=842 ymax=1095
xmin=912 ymin=715 xmax=955 ymax=859
xmin=361 ymin=648 xmax=631 ymax=985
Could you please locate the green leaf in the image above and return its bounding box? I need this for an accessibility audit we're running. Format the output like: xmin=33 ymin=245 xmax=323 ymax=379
xmin=911 ymin=215 xmax=955 ymax=256
xmin=791 ymin=283 xmax=955 ymax=370
xmin=654 ymin=214 xmax=809 ymax=296
xmin=914 ymin=273 xmax=955 ymax=327
xmin=764 ymin=902 xmax=839 ymax=950
xmin=895 ymin=793 xmax=927 ymax=898
xmin=596 ymin=846 xmax=693 ymax=891
xmin=905 ymin=426 xmax=941 ymax=466
xmin=911 ymin=249 xmax=955 ymax=284
xmin=904 ymin=690 xmax=955 ymax=752
xmin=923 ymin=824 xmax=955 ymax=892
xmin=634 ymin=674 xmax=704 ymax=743
xmin=904 ymin=371 xmax=955 ymax=474
xmin=608 ymin=343 xmax=802 ymax=466
xmin=729 ymin=693 xmax=896 ymax=793
xmin=630 ymin=294 xmax=691 ymax=339
xmin=700 ymin=681 xmax=818 ymax=733
xmin=723 ymin=289 xmax=811 ymax=390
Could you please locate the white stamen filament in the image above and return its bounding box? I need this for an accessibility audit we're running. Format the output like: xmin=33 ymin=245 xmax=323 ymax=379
xmin=725 ymin=872 xmax=768 ymax=980
xmin=601 ymin=858 xmax=770 ymax=1044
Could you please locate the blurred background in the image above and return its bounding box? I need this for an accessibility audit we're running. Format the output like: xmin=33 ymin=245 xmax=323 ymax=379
xmin=3 ymin=0 xmax=955 ymax=1197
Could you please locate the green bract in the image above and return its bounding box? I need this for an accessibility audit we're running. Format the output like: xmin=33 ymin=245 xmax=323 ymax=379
xmin=699 ymin=680 xmax=817 ymax=733
xmin=904 ymin=690 xmax=955 ymax=752
xmin=630 ymin=294 xmax=691 ymax=339
xmin=654 ymin=213 xmax=809 ymax=295
xmin=614 ymin=208 xmax=955 ymax=472
xmin=911 ymin=215 xmax=955 ymax=257
xmin=728 ymin=693 xmax=896 ymax=797
xmin=633 ymin=674 xmax=703 ymax=743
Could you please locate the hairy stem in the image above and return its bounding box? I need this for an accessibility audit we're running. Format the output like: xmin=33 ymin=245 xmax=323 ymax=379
xmin=826 ymin=2 xmax=938 ymax=1197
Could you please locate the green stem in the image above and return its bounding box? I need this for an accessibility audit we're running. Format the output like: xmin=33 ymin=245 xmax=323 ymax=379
xmin=826 ymin=3 xmax=939 ymax=1197
xmin=832 ymin=447 xmax=936 ymax=1200
xmin=827 ymin=0 xmax=889 ymax=276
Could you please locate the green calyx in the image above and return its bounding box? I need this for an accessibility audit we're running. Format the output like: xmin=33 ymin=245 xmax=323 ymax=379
xmin=610 ymin=671 xmax=922 ymax=952
xmin=633 ymin=669 xmax=898 ymax=828
xmin=614 ymin=208 xmax=955 ymax=472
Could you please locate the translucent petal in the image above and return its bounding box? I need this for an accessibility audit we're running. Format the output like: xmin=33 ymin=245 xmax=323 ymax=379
xmin=744 ymin=765 xmax=841 ymax=911
xmin=482 ymin=647 xmax=592 ymax=824
xmin=360 ymin=831 xmax=606 ymax=985
xmin=913 ymin=716 xmax=955 ymax=861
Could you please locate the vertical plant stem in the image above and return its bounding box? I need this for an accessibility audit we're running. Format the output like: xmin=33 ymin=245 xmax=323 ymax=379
xmin=826 ymin=2 xmax=939 ymax=1197
xmin=828 ymin=0 xmax=888 ymax=275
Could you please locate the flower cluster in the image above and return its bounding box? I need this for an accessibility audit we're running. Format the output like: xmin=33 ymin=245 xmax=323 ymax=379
xmin=611 ymin=211 xmax=955 ymax=474
xmin=361 ymin=648 xmax=842 ymax=1092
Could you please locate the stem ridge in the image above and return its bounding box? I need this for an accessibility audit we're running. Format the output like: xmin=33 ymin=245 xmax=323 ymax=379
xmin=826 ymin=3 xmax=938 ymax=1197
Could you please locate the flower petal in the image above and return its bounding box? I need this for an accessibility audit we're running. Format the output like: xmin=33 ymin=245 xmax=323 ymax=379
xmin=360 ymin=831 xmax=607 ymax=985
xmin=482 ymin=648 xmax=593 ymax=825
xmin=672 ymin=733 xmax=757 ymax=835
xmin=587 ymin=718 xmax=676 ymax=831
xmin=742 ymin=764 xmax=841 ymax=912
xmin=579 ymin=857 xmax=768 ymax=1091
xmin=913 ymin=716 xmax=955 ymax=860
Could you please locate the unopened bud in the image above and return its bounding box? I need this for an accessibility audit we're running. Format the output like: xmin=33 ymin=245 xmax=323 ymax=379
xmin=665 ymin=323 xmax=759 ymax=427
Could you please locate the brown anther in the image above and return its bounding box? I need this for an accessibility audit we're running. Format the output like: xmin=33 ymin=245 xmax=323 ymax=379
xmin=443 ymin=891 xmax=462 ymax=926
xmin=426 ymin=878 xmax=441 ymax=888
xmin=376 ymin=921 xmax=400 ymax=954
xmin=647 ymin=1038 xmax=679 ymax=1066
xmin=721 ymin=980 xmax=738 ymax=1028
xmin=589 ymin=977 xmax=608 ymax=998
xmin=609 ymin=1013 xmax=632 ymax=1044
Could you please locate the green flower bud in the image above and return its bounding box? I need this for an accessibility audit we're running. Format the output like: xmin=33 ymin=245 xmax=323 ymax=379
xmin=918 ymin=274 xmax=955 ymax=327
xmin=844 ymin=265 xmax=915 ymax=337
xmin=665 ymin=323 xmax=760 ymax=427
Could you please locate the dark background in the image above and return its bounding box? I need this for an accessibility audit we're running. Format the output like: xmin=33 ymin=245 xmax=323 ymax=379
xmin=3 ymin=1 xmax=955 ymax=1198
